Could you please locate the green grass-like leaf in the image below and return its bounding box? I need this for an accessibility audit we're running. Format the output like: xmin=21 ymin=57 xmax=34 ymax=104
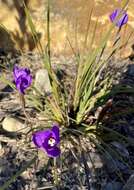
xmin=73 ymin=0 xmax=129 ymax=123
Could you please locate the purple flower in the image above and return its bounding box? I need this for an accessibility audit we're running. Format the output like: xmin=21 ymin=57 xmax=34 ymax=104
xmin=109 ymin=9 xmax=128 ymax=28
xmin=32 ymin=124 xmax=60 ymax=157
xmin=13 ymin=65 xmax=32 ymax=94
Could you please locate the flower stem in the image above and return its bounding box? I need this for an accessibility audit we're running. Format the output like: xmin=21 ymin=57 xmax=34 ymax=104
xmin=47 ymin=0 xmax=51 ymax=66
xmin=19 ymin=93 xmax=30 ymax=122
xmin=53 ymin=158 xmax=59 ymax=187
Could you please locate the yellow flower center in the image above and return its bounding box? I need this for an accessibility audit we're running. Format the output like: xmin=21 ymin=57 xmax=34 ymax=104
xmin=48 ymin=137 xmax=56 ymax=147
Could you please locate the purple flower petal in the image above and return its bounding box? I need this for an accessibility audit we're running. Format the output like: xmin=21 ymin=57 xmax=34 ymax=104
xmin=52 ymin=124 xmax=60 ymax=143
xmin=109 ymin=9 xmax=128 ymax=28
xmin=43 ymin=134 xmax=54 ymax=150
xmin=32 ymin=130 xmax=51 ymax=148
xmin=16 ymin=76 xmax=32 ymax=94
xmin=117 ymin=13 xmax=128 ymax=27
xmin=45 ymin=146 xmax=60 ymax=157
xmin=13 ymin=65 xmax=32 ymax=94
xmin=16 ymin=77 xmax=27 ymax=94
xmin=13 ymin=65 xmax=30 ymax=80
xmin=110 ymin=9 xmax=118 ymax=22
xmin=13 ymin=65 xmax=20 ymax=79
xmin=32 ymin=124 xmax=61 ymax=158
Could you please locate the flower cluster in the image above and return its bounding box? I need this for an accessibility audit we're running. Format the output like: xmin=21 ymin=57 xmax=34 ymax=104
xmin=32 ymin=124 xmax=60 ymax=157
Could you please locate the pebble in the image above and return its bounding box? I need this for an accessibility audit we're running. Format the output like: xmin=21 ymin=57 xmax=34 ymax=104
xmin=34 ymin=69 xmax=52 ymax=95
xmin=87 ymin=152 xmax=103 ymax=169
xmin=2 ymin=116 xmax=27 ymax=133
xmin=127 ymin=64 xmax=134 ymax=76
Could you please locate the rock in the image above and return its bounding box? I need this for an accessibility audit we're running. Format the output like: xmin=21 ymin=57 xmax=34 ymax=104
xmin=87 ymin=152 xmax=103 ymax=169
xmin=34 ymin=69 xmax=51 ymax=95
xmin=0 ymin=157 xmax=8 ymax=173
xmin=127 ymin=64 xmax=134 ymax=76
xmin=103 ymin=182 xmax=123 ymax=190
xmin=2 ymin=116 xmax=27 ymax=133
xmin=104 ymin=156 xmax=128 ymax=174
xmin=123 ymin=174 xmax=134 ymax=190
xmin=0 ymin=142 xmax=4 ymax=157
xmin=0 ymin=111 xmax=5 ymax=122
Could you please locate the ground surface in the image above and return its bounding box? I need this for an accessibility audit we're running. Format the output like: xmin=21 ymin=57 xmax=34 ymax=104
xmin=0 ymin=52 xmax=134 ymax=190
